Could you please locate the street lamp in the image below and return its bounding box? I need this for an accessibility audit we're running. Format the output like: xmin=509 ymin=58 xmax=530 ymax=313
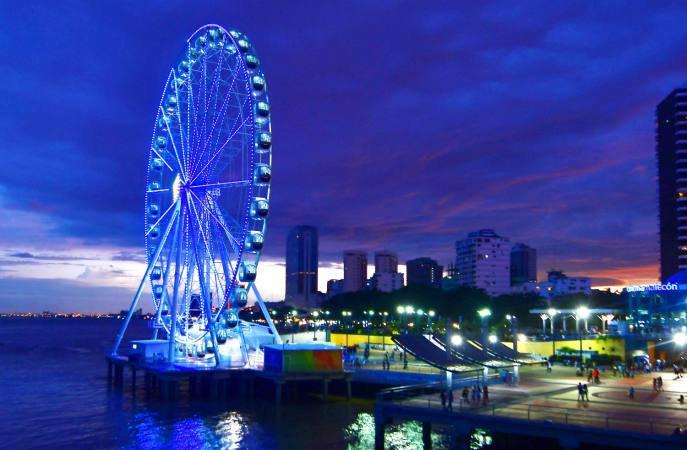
xmin=548 ymin=308 xmax=558 ymax=356
xmin=674 ymin=331 xmax=687 ymax=346
xmin=451 ymin=334 xmax=463 ymax=346
xmin=488 ymin=334 xmax=498 ymax=344
xmin=577 ymin=306 xmax=590 ymax=332
xmin=539 ymin=314 xmax=548 ymax=335
xmin=576 ymin=306 xmax=591 ymax=367
xmin=506 ymin=314 xmax=519 ymax=355
xmin=599 ymin=314 xmax=614 ymax=334
xmin=478 ymin=308 xmax=491 ymax=359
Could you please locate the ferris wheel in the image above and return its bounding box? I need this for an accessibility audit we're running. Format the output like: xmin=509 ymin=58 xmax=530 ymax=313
xmin=112 ymin=24 xmax=281 ymax=367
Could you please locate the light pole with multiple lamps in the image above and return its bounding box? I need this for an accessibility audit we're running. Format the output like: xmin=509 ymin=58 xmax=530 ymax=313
xmin=576 ymin=306 xmax=590 ymax=367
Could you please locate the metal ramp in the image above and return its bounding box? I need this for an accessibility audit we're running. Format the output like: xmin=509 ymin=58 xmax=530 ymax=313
xmin=391 ymin=334 xmax=480 ymax=373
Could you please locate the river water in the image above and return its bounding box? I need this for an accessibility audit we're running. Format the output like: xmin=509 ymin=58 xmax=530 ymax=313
xmin=0 ymin=318 xmax=460 ymax=449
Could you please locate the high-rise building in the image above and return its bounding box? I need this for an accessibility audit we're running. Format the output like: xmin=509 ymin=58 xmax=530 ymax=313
xmin=657 ymin=86 xmax=687 ymax=282
xmin=343 ymin=250 xmax=367 ymax=292
xmin=510 ymin=243 xmax=537 ymax=286
xmin=406 ymin=257 xmax=443 ymax=289
xmin=374 ymin=251 xmax=398 ymax=274
xmin=285 ymin=226 xmax=318 ymax=308
xmin=455 ymin=229 xmax=511 ymax=296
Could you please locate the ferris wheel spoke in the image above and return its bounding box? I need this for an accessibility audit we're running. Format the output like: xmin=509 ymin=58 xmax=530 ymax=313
xmin=190 ymin=114 xmax=251 ymax=185
xmin=190 ymin=179 xmax=250 ymax=190
xmin=145 ymin=198 xmax=180 ymax=237
xmin=188 ymin=194 xmax=224 ymax=287
xmin=210 ymin=219 xmax=235 ymax=314
xmin=201 ymin=92 xmax=251 ymax=180
xmin=159 ymin=106 xmax=188 ymax=180
xmin=197 ymin=53 xmax=209 ymax=163
xmin=151 ymin=147 xmax=175 ymax=172
xmin=186 ymin=56 xmax=201 ymax=175
xmin=188 ymin=197 xmax=224 ymax=336
xmin=170 ymin=70 xmax=188 ymax=166
xmin=188 ymin=190 xmax=241 ymax=253
xmin=191 ymin=58 xmax=240 ymax=179
xmin=147 ymin=188 xmax=170 ymax=194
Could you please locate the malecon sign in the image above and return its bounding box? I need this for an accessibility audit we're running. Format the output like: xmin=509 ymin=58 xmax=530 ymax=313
xmin=626 ymin=283 xmax=679 ymax=293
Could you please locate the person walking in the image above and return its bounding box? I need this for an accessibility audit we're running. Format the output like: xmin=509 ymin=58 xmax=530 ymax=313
xmin=547 ymin=360 xmax=552 ymax=373
xmin=629 ymin=386 xmax=635 ymax=400
xmin=653 ymin=378 xmax=657 ymax=392
xmin=658 ymin=376 xmax=664 ymax=391
xmin=447 ymin=389 xmax=454 ymax=412
xmin=577 ymin=382 xmax=584 ymax=401
xmin=440 ymin=390 xmax=447 ymax=410
xmin=462 ymin=386 xmax=469 ymax=404
xmin=583 ymin=383 xmax=589 ymax=402
xmin=483 ymin=384 xmax=489 ymax=405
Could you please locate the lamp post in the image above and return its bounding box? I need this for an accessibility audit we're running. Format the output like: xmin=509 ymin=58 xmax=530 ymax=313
xmin=599 ymin=314 xmax=614 ymax=334
xmin=506 ymin=314 xmax=518 ymax=355
xmin=576 ymin=306 xmax=590 ymax=367
xmin=342 ymin=311 xmax=351 ymax=346
xmin=539 ymin=314 xmax=548 ymax=335
xmin=548 ymin=308 xmax=558 ymax=357
xmin=312 ymin=310 xmax=320 ymax=341
xmin=478 ymin=308 xmax=491 ymax=360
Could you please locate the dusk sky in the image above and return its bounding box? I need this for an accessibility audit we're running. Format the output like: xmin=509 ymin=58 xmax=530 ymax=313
xmin=2 ymin=1 xmax=687 ymax=312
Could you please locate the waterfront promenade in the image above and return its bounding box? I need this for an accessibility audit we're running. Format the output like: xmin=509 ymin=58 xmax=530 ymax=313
xmin=375 ymin=365 xmax=687 ymax=449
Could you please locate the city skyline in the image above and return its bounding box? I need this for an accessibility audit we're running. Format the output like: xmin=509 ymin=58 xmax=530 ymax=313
xmin=3 ymin=3 xmax=687 ymax=312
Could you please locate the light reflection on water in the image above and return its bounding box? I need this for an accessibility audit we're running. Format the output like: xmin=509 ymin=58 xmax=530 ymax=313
xmin=216 ymin=412 xmax=246 ymax=449
xmin=343 ymin=413 xmax=494 ymax=450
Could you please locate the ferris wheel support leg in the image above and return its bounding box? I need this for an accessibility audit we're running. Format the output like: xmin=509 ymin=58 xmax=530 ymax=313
xmin=190 ymin=219 xmax=222 ymax=367
xmin=167 ymin=203 xmax=185 ymax=365
xmin=250 ymin=283 xmax=282 ymax=345
xmin=111 ymin=205 xmax=179 ymax=356
xmin=152 ymin=216 xmax=181 ymax=340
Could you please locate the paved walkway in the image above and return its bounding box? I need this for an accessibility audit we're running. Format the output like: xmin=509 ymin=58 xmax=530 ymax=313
xmin=398 ymin=365 xmax=687 ymax=435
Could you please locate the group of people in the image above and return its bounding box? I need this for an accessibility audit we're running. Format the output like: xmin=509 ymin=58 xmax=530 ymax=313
xmin=576 ymin=382 xmax=590 ymax=402
xmin=586 ymin=367 xmax=602 ymax=384
xmin=440 ymin=383 xmax=490 ymax=411
xmin=652 ymin=376 xmax=664 ymax=392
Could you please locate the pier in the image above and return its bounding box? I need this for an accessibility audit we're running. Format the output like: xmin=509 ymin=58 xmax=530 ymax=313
xmin=106 ymin=354 xmax=352 ymax=403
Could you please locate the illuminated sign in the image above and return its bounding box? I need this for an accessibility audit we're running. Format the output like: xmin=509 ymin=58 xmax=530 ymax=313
xmin=626 ymin=283 xmax=679 ymax=293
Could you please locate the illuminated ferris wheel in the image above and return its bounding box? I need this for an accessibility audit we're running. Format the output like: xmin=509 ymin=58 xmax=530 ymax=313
xmin=113 ymin=24 xmax=281 ymax=367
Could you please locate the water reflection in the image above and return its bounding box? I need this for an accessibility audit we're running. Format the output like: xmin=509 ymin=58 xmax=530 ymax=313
xmin=470 ymin=428 xmax=493 ymax=449
xmin=344 ymin=413 xmax=450 ymax=449
xmin=216 ymin=412 xmax=246 ymax=449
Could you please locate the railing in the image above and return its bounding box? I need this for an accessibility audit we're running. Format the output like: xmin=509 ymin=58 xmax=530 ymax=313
xmin=377 ymin=384 xmax=683 ymax=436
